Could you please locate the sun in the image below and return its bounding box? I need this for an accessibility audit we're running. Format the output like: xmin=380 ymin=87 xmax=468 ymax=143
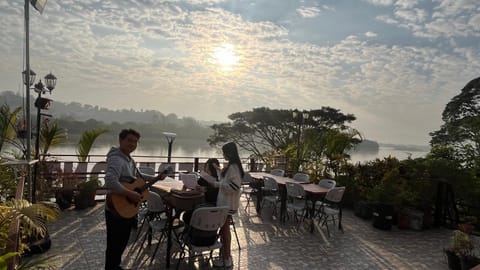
xmin=211 ymin=43 xmax=239 ymax=72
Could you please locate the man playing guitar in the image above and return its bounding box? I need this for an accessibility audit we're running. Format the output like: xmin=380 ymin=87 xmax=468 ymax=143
xmin=104 ymin=128 xmax=167 ymax=270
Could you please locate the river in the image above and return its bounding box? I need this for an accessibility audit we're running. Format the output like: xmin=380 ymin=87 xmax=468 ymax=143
xmin=48 ymin=141 xmax=429 ymax=163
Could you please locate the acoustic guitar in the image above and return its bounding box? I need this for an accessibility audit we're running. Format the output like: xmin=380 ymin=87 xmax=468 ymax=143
xmin=107 ymin=170 xmax=168 ymax=219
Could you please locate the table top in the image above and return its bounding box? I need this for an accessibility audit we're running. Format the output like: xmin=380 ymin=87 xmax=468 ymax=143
xmin=248 ymin=172 xmax=329 ymax=195
xmin=151 ymin=177 xmax=184 ymax=193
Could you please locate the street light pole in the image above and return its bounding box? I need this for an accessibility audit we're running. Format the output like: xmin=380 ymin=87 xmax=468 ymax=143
xmin=22 ymin=74 xmax=57 ymax=203
xmin=24 ymin=0 xmax=32 ymax=202
xmin=292 ymin=110 xmax=309 ymax=172
xmin=163 ymin=132 xmax=176 ymax=164
xmin=33 ymin=74 xmax=57 ymax=161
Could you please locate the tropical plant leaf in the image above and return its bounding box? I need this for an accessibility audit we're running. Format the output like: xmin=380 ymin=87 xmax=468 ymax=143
xmin=76 ymin=128 xmax=109 ymax=162
xmin=17 ymin=255 xmax=59 ymax=270
xmin=0 ymin=252 xmax=19 ymax=270
xmin=39 ymin=120 xmax=67 ymax=158
xmin=0 ymin=200 xmax=59 ymax=255
xmin=0 ymin=104 xmax=22 ymax=154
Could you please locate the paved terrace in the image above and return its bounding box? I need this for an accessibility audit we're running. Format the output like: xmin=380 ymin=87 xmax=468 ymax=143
xmin=38 ymin=196 xmax=453 ymax=270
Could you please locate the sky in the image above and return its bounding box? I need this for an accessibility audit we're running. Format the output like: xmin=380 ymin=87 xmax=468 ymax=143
xmin=0 ymin=0 xmax=479 ymax=146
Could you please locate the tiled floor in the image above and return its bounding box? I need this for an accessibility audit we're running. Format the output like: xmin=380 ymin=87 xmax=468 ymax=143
xmin=36 ymin=196 xmax=456 ymax=269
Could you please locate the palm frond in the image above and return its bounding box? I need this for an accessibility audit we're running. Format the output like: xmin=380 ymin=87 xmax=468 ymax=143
xmin=17 ymin=255 xmax=59 ymax=270
xmin=76 ymin=128 xmax=109 ymax=162
xmin=0 ymin=105 xmax=22 ymax=154
xmin=40 ymin=120 xmax=67 ymax=158
xmin=0 ymin=200 xmax=59 ymax=250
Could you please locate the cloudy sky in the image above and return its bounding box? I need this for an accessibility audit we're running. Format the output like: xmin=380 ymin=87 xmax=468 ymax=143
xmin=1 ymin=0 xmax=479 ymax=146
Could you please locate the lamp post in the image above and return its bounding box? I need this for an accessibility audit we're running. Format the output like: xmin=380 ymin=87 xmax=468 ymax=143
xmin=292 ymin=109 xmax=309 ymax=171
xmin=163 ymin=132 xmax=176 ymax=164
xmin=22 ymin=70 xmax=57 ymax=202
xmin=32 ymin=73 xmax=57 ymax=161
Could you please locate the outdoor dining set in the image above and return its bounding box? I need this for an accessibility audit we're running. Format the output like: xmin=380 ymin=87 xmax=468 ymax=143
xmin=132 ymin=167 xmax=346 ymax=269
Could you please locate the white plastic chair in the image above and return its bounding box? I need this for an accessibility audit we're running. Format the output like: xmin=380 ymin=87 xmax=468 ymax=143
xmin=270 ymin=168 xmax=285 ymax=177
xmin=317 ymin=187 xmax=346 ymax=237
xmin=158 ymin=163 xmax=175 ymax=177
xmin=285 ymin=182 xmax=307 ymax=223
xmin=138 ymin=166 xmax=156 ymax=176
xmin=135 ymin=192 xmax=169 ymax=263
xmin=179 ymin=173 xmax=198 ymax=189
xmin=311 ymin=179 xmax=337 ymax=210
xmin=293 ymin=172 xmax=310 ymax=183
xmin=241 ymin=173 xmax=255 ymax=212
xmin=261 ymin=176 xmax=280 ymax=217
xmin=318 ymin=179 xmax=336 ymax=189
xmin=176 ymin=206 xmax=230 ymax=269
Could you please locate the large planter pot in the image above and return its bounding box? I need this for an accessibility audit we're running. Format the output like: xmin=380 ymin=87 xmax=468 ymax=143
xmin=422 ymin=207 xmax=433 ymax=229
xmin=445 ymin=249 xmax=461 ymax=270
xmin=354 ymin=201 xmax=373 ymax=219
xmin=55 ymin=188 xmax=74 ymax=210
xmin=460 ymin=255 xmax=480 ymax=270
xmin=372 ymin=203 xmax=394 ymax=230
xmin=407 ymin=209 xmax=424 ymax=231
xmin=75 ymin=191 xmax=96 ymax=210
xmin=397 ymin=212 xmax=410 ymax=229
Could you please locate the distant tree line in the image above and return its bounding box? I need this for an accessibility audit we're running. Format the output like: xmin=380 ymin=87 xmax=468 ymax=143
xmin=0 ymin=91 xmax=213 ymax=142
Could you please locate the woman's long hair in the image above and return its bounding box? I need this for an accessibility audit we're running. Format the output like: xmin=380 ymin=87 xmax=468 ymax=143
xmin=221 ymin=142 xmax=244 ymax=178
xmin=205 ymin=158 xmax=220 ymax=179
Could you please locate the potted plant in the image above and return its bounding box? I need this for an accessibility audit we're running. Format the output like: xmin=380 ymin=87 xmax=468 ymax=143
xmin=368 ymin=169 xmax=401 ymax=230
xmin=0 ymin=199 xmax=59 ymax=269
xmin=444 ymin=226 xmax=479 ymax=270
xmin=74 ymin=177 xmax=100 ymax=210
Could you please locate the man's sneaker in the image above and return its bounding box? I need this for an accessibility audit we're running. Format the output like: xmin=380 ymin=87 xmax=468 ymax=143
xmin=213 ymin=256 xmax=233 ymax=268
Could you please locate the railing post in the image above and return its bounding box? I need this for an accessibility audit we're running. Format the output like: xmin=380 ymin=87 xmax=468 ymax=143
xmin=194 ymin=158 xmax=199 ymax=172
xmin=250 ymin=158 xmax=256 ymax=172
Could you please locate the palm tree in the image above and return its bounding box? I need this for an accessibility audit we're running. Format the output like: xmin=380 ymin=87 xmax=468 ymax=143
xmin=0 ymin=104 xmax=22 ymax=158
xmin=0 ymin=200 xmax=59 ymax=269
xmin=76 ymin=128 xmax=109 ymax=162
xmin=39 ymin=120 xmax=67 ymax=160
xmin=323 ymin=128 xmax=362 ymax=177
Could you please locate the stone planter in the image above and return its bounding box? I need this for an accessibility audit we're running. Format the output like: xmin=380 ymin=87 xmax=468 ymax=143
xmin=460 ymin=255 xmax=480 ymax=270
xmin=354 ymin=201 xmax=373 ymax=219
xmin=445 ymin=249 xmax=461 ymax=270
xmin=372 ymin=203 xmax=394 ymax=230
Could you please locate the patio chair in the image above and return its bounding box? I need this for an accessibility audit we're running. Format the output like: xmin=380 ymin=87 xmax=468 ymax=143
xmin=261 ymin=176 xmax=280 ymax=217
xmin=285 ymin=182 xmax=308 ymax=224
xmin=241 ymin=173 xmax=256 ymax=212
xmin=135 ymin=192 xmax=169 ymax=263
xmin=179 ymin=173 xmax=198 ymax=190
xmin=134 ymin=191 xmax=166 ymax=242
xmin=292 ymin=172 xmax=310 ymax=183
xmin=138 ymin=166 xmax=156 ymax=176
xmin=309 ymin=179 xmax=337 ymax=211
xmin=228 ymin=215 xmax=241 ymax=250
xmin=316 ymin=187 xmax=346 ymax=237
xmin=158 ymin=163 xmax=175 ymax=177
xmin=270 ymin=168 xmax=285 ymax=177
xmin=176 ymin=206 xmax=230 ymax=269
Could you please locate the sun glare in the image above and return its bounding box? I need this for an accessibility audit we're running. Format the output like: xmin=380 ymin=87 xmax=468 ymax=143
xmin=211 ymin=43 xmax=239 ymax=72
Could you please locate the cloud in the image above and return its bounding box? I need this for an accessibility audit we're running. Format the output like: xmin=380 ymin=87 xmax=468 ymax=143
xmin=375 ymin=14 xmax=399 ymax=24
xmin=394 ymin=8 xmax=428 ymax=23
xmin=1 ymin=0 xmax=479 ymax=145
xmin=375 ymin=0 xmax=480 ymax=39
xmin=296 ymin=6 xmax=321 ymax=18
xmin=395 ymin=0 xmax=419 ymax=9
xmin=363 ymin=0 xmax=394 ymax=6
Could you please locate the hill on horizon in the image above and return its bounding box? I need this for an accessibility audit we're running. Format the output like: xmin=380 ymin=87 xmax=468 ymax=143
xmin=0 ymin=90 xmax=218 ymax=126
xmin=0 ymin=91 xmax=430 ymax=153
